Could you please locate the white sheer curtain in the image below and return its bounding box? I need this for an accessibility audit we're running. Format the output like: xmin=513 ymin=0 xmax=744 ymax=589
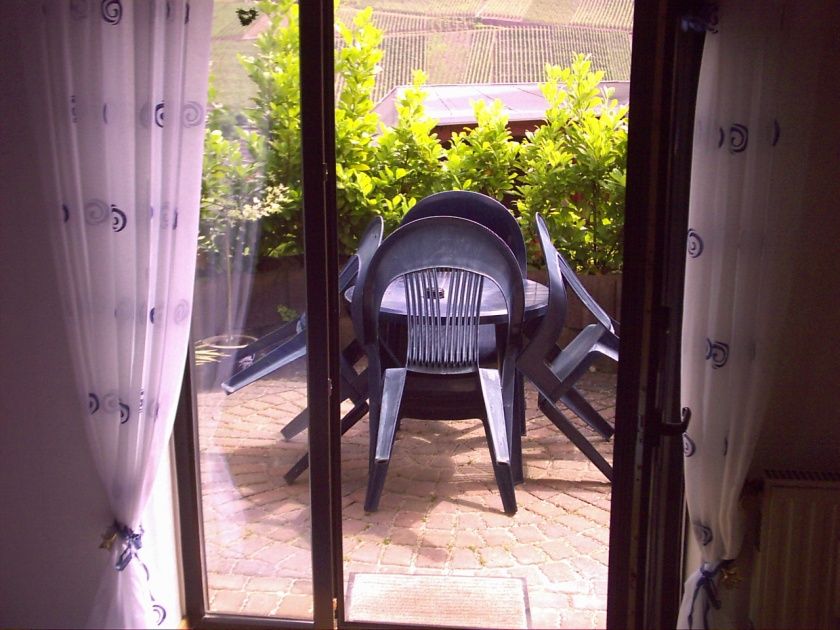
xmin=677 ymin=1 xmax=829 ymax=628
xmin=26 ymin=1 xmax=212 ymax=627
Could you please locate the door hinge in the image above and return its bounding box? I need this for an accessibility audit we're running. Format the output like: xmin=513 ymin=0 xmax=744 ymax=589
xmin=332 ymin=597 xmax=338 ymax=629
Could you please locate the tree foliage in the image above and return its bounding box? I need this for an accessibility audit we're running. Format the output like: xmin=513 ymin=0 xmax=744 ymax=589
xmin=516 ymin=56 xmax=628 ymax=272
xmin=203 ymin=5 xmax=628 ymax=273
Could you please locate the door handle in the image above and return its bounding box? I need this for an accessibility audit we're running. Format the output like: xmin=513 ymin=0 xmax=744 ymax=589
xmin=657 ymin=406 xmax=691 ymax=436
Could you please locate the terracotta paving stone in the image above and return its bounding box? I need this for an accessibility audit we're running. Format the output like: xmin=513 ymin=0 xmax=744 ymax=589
xmin=414 ymin=546 xmax=450 ymax=567
xmin=211 ymin=589 xmax=247 ymax=613
xmin=511 ymin=544 xmax=551 ymax=565
xmin=348 ymin=540 xmax=382 ymax=564
xmin=450 ymin=547 xmax=483 ymax=569
xmin=591 ymin=547 xmax=610 ymax=566
xmin=479 ymin=546 xmax=517 ymax=568
xmin=570 ymin=555 xmax=607 ymax=577
xmin=572 ymin=593 xmax=608 ymax=611
xmin=453 ymin=528 xmax=484 ymax=547
xmin=243 ymin=592 xmax=280 ymax=616
xmin=231 ymin=553 xmax=271 ymax=572
xmin=481 ymin=527 xmax=516 ymax=547
xmin=381 ymin=544 xmax=415 ymax=566
xmin=540 ymin=561 xmax=581 ymax=583
xmin=274 ymin=593 xmax=312 ymax=619
xmin=208 ymin=572 xmax=248 ymax=590
xmin=388 ymin=525 xmax=420 ymax=546
xmin=514 ymin=523 xmax=548 ymax=543
xmin=420 ymin=528 xmax=454 ymax=548
xmin=559 ymin=610 xmax=598 ymax=629
xmin=196 ymin=367 xmax=615 ymax=628
xmin=543 ymin=539 xmax=577 ymax=561
xmin=456 ymin=511 xmax=485 ymax=530
xmin=569 ymin=534 xmax=608 ymax=556
xmin=246 ymin=576 xmax=293 ymax=593
xmin=290 ymin=579 xmax=313 ymax=595
xmin=425 ymin=512 xmax=458 ymax=530
xmin=593 ymin=579 xmax=609 ymax=597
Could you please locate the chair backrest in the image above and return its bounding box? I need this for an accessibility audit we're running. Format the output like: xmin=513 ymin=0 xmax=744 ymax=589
xmin=545 ymin=218 xmax=614 ymax=333
xmin=403 ymin=268 xmax=484 ymax=374
xmin=523 ymin=214 xmax=569 ymax=355
xmin=358 ymin=217 xmax=524 ymax=376
xmin=338 ymin=215 xmax=384 ymax=293
xmin=401 ymin=191 xmax=527 ymax=277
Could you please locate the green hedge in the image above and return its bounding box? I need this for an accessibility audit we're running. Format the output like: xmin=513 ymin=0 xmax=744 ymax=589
xmin=201 ymin=1 xmax=628 ymax=273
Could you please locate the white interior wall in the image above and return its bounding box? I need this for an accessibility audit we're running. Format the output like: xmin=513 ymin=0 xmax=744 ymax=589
xmin=0 ymin=15 xmax=108 ymax=626
xmin=749 ymin=1 xmax=840 ymax=476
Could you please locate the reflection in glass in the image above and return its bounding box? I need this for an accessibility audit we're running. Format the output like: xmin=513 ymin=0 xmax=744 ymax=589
xmin=191 ymin=1 xmax=312 ymax=620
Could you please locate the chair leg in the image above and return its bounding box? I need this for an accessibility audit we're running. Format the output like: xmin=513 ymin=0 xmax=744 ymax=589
xmin=478 ymin=368 xmax=517 ymax=514
xmin=560 ymin=387 xmax=614 ymax=439
xmin=364 ymin=369 xmax=406 ymax=512
xmin=281 ymin=361 xmax=367 ymax=442
xmin=282 ymin=452 xmax=309 ymax=485
xmin=280 ymin=408 xmax=310 ymax=441
xmin=538 ymin=395 xmax=613 ymax=482
xmin=516 ymin=371 xmax=527 ymax=436
xmin=283 ymin=401 xmax=370 ymax=484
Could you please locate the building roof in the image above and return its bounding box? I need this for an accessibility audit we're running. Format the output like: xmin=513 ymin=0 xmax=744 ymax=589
xmin=373 ymin=81 xmax=630 ymax=130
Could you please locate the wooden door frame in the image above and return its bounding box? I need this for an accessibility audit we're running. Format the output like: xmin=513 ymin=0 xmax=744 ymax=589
xmin=175 ymin=0 xmax=709 ymax=628
xmin=607 ymin=1 xmax=707 ymax=628
xmin=175 ymin=2 xmax=344 ymax=627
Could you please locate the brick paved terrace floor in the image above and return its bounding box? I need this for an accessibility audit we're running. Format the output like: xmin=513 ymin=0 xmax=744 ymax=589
xmin=195 ymin=366 xmax=615 ymax=629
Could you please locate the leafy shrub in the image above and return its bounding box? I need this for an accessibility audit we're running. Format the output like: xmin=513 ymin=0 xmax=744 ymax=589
xmin=370 ymin=70 xmax=447 ymax=231
xmin=443 ymin=99 xmax=520 ymax=202
xmin=236 ymin=0 xmax=303 ymax=257
xmin=199 ymin=87 xmax=289 ymax=335
xmin=516 ymin=54 xmax=628 ymax=273
xmin=204 ymin=6 xmax=628 ymax=273
xmin=333 ymin=7 xmax=386 ymax=251
xmin=200 ymin=86 xmax=287 ymax=263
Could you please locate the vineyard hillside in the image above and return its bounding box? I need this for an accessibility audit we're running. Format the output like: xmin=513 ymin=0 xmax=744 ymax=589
xmin=211 ymin=0 xmax=633 ymax=109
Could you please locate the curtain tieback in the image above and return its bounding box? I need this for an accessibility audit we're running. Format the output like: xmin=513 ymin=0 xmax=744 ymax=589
xmin=99 ymin=520 xmax=144 ymax=571
xmin=688 ymin=559 xmax=734 ymax=629
xmin=98 ymin=521 xmax=167 ymax=624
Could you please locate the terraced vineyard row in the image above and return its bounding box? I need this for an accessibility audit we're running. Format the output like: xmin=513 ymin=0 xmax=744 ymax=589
xmin=212 ymin=1 xmax=632 ymax=111
xmin=464 ymin=28 xmax=497 ymax=84
xmin=523 ymin=0 xmax=580 ymax=25
xmin=493 ymin=26 xmax=631 ymax=83
xmin=571 ymin=0 xmax=634 ymax=31
xmin=373 ymin=33 xmax=427 ymax=101
xmin=337 ymin=7 xmax=474 ymax=34
xmin=342 ymin=0 xmax=486 ymax=18
xmin=477 ymin=0 xmax=531 ymax=22
xmin=493 ymin=27 xmax=562 ymax=83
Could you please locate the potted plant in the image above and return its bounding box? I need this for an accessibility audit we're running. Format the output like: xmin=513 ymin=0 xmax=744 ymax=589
xmin=198 ymin=97 xmax=289 ymax=350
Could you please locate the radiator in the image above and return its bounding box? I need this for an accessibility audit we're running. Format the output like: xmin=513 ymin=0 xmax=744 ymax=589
xmin=750 ymin=470 xmax=840 ymax=630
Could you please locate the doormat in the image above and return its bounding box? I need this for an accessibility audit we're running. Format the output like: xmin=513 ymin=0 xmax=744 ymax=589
xmin=346 ymin=572 xmax=531 ymax=628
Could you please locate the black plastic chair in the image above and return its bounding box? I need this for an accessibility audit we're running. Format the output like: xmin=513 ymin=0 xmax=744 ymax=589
xmin=401 ymin=190 xmax=528 ymax=276
xmin=358 ymin=216 xmax=524 ymax=514
xmin=402 ymin=190 xmax=530 ymax=456
xmin=221 ymin=216 xmax=384 ymax=482
xmin=517 ymin=213 xmax=616 ymax=481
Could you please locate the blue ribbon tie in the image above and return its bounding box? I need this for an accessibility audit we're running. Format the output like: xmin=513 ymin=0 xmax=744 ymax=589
xmin=688 ymin=559 xmax=734 ymax=629
xmin=111 ymin=521 xmax=144 ymax=571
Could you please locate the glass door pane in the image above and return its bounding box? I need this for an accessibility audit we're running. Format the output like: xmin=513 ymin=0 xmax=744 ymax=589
xmin=190 ymin=0 xmax=313 ymax=619
xmin=334 ymin=2 xmax=630 ymax=627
